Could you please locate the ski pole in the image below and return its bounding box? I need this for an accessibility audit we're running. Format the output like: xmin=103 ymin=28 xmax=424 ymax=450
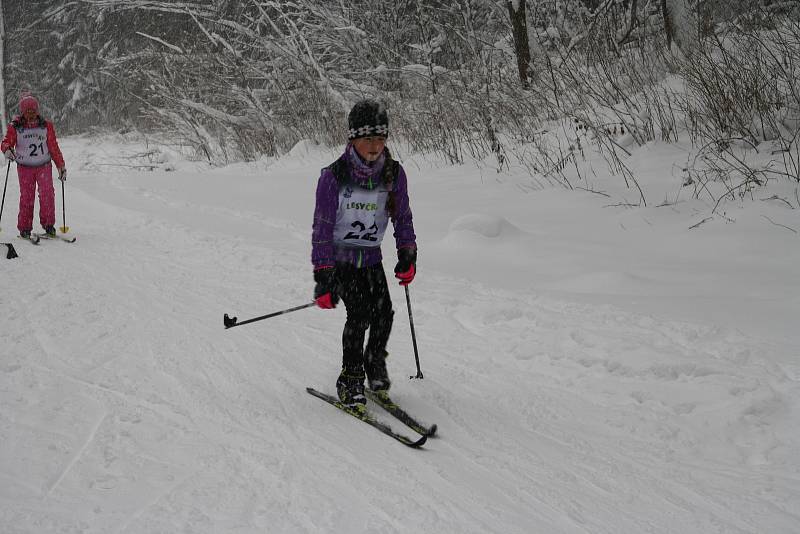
xmin=0 ymin=161 xmax=9 ymax=232
xmin=3 ymin=243 xmax=18 ymax=259
xmin=405 ymin=285 xmax=423 ymax=379
xmin=0 ymin=161 xmax=18 ymax=258
xmin=59 ymin=179 xmax=70 ymax=234
xmin=224 ymin=301 xmax=316 ymax=329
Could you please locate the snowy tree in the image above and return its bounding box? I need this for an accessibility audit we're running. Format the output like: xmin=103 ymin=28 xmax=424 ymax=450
xmin=0 ymin=0 xmax=796 ymax=173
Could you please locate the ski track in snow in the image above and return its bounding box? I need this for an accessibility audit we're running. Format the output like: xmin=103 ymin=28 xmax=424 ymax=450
xmin=1 ymin=143 xmax=799 ymax=533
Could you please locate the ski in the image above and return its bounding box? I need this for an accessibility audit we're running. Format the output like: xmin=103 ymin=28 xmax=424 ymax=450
xmin=366 ymin=389 xmax=437 ymax=437
xmin=18 ymin=234 xmax=41 ymax=245
xmin=306 ymin=387 xmax=427 ymax=448
xmin=33 ymin=232 xmax=76 ymax=243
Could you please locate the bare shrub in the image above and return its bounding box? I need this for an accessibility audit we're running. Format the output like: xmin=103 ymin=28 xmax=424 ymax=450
xmin=673 ymin=7 xmax=800 ymax=205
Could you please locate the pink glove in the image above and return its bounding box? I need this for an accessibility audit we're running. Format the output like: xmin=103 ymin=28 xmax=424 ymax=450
xmin=315 ymin=293 xmax=337 ymax=309
xmin=394 ymin=263 xmax=415 ymax=286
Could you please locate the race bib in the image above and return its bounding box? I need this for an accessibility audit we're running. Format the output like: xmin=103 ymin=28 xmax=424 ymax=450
xmin=333 ymin=184 xmax=390 ymax=248
xmin=15 ymin=126 xmax=50 ymax=167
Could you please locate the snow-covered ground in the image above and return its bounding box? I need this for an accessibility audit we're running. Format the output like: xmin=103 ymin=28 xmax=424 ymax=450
xmin=1 ymin=134 xmax=799 ymax=533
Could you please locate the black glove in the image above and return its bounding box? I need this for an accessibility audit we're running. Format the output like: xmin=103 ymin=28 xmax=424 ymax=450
xmin=313 ymin=268 xmax=340 ymax=308
xmin=394 ymin=247 xmax=417 ymax=274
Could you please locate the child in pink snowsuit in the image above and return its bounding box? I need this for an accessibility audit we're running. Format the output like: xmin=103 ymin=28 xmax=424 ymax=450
xmin=1 ymin=94 xmax=67 ymax=237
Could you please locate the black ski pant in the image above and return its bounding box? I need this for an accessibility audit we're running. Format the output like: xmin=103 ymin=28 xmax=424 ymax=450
xmin=335 ymin=261 xmax=394 ymax=373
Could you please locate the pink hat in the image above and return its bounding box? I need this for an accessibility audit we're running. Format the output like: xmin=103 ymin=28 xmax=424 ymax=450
xmin=19 ymin=94 xmax=39 ymax=114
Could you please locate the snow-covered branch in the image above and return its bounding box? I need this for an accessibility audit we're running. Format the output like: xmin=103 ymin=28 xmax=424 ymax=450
xmin=135 ymin=31 xmax=183 ymax=53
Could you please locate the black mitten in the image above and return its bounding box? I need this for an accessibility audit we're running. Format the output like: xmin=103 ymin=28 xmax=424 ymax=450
xmin=394 ymin=247 xmax=417 ymax=274
xmin=313 ymin=268 xmax=340 ymax=306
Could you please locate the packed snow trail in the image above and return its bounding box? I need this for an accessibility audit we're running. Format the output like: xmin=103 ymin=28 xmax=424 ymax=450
xmin=1 ymin=138 xmax=798 ymax=533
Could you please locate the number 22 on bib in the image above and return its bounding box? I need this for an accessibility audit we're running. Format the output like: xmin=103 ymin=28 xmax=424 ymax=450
xmin=333 ymin=185 xmax=390 ymax=248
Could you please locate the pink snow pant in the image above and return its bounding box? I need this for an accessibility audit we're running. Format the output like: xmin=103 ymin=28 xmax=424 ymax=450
xmin=17 ymin=164 xmax=55 ymax=232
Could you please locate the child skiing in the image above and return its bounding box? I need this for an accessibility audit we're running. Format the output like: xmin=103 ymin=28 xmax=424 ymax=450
xmin=1 ymin=93 xmax=67 ymax=239
xmin=312 ymin=99 xmax=417 ymax=408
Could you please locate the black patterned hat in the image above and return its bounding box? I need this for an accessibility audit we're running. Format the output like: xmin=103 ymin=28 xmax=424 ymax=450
xmin=348 ymin=100 xmax=389 ymax=140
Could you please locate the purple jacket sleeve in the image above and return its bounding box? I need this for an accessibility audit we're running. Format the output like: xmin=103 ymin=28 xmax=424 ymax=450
xmin=392 ymin=164 xmax=417 ymax=251
xmin=311 ymin=168 xmax=339 ymax=270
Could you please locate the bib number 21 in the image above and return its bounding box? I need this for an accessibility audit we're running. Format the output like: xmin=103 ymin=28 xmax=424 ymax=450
xmin=29 ymin=143 xmax=45 ymax=157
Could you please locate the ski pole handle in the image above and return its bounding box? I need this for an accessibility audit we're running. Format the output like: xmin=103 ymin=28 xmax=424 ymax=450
xmin=224 ymin=302 xmax=316 ymax=329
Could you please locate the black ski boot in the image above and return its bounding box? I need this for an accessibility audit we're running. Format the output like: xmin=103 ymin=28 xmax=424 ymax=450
xmin=44 ymin=225 xmax=56 ymax=237
xmin=336 ymin=368 xmax=366 ymax=408
xmin=19 ymin=230 xmax=31 ymax=238
xmin=366 ymin=349 xmax=391 ymax=392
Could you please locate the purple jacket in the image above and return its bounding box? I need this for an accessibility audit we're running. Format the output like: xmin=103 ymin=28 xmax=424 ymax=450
xmin=312 ymin=146 xmax=416 ymax=269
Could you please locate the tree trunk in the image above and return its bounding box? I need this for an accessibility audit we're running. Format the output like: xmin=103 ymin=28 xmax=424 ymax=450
xmin=662 ymin=0 xmax=699 ymax=56
xmin=507 ymin=0 xmax=531 ymax=87
xmin=0 ymin=0 xmax=6 ymax=132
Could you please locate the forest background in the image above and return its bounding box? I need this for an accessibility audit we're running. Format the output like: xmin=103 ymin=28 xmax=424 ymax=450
xmin=1 ymin=0 xmax=799 ymax=204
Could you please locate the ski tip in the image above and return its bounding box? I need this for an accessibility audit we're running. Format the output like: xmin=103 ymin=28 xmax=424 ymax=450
xmin=408 ymin=434 xmax=428 ymax=448
xmin=426 ymin=424 xmax=438 ymax=438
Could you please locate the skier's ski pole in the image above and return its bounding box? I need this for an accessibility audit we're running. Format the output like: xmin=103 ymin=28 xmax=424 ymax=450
xmin=59 ymin=179 xmax=70 ymax=234
xmin=224 ymin=302 xmax=316 ymax=329
xmin=404 ymin=285 xmax=423 ymax=379
xmin=0 ymin=161 xmax=19 ymax=257
xmin=0 ymin=161 xmax=10 ymax=232
xmin=3 ymin=243 xmax=18 ymax=259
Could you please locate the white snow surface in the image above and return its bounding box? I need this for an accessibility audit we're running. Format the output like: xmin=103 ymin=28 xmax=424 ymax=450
xmin=1 ymin=134 xmax=799 ymax=533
